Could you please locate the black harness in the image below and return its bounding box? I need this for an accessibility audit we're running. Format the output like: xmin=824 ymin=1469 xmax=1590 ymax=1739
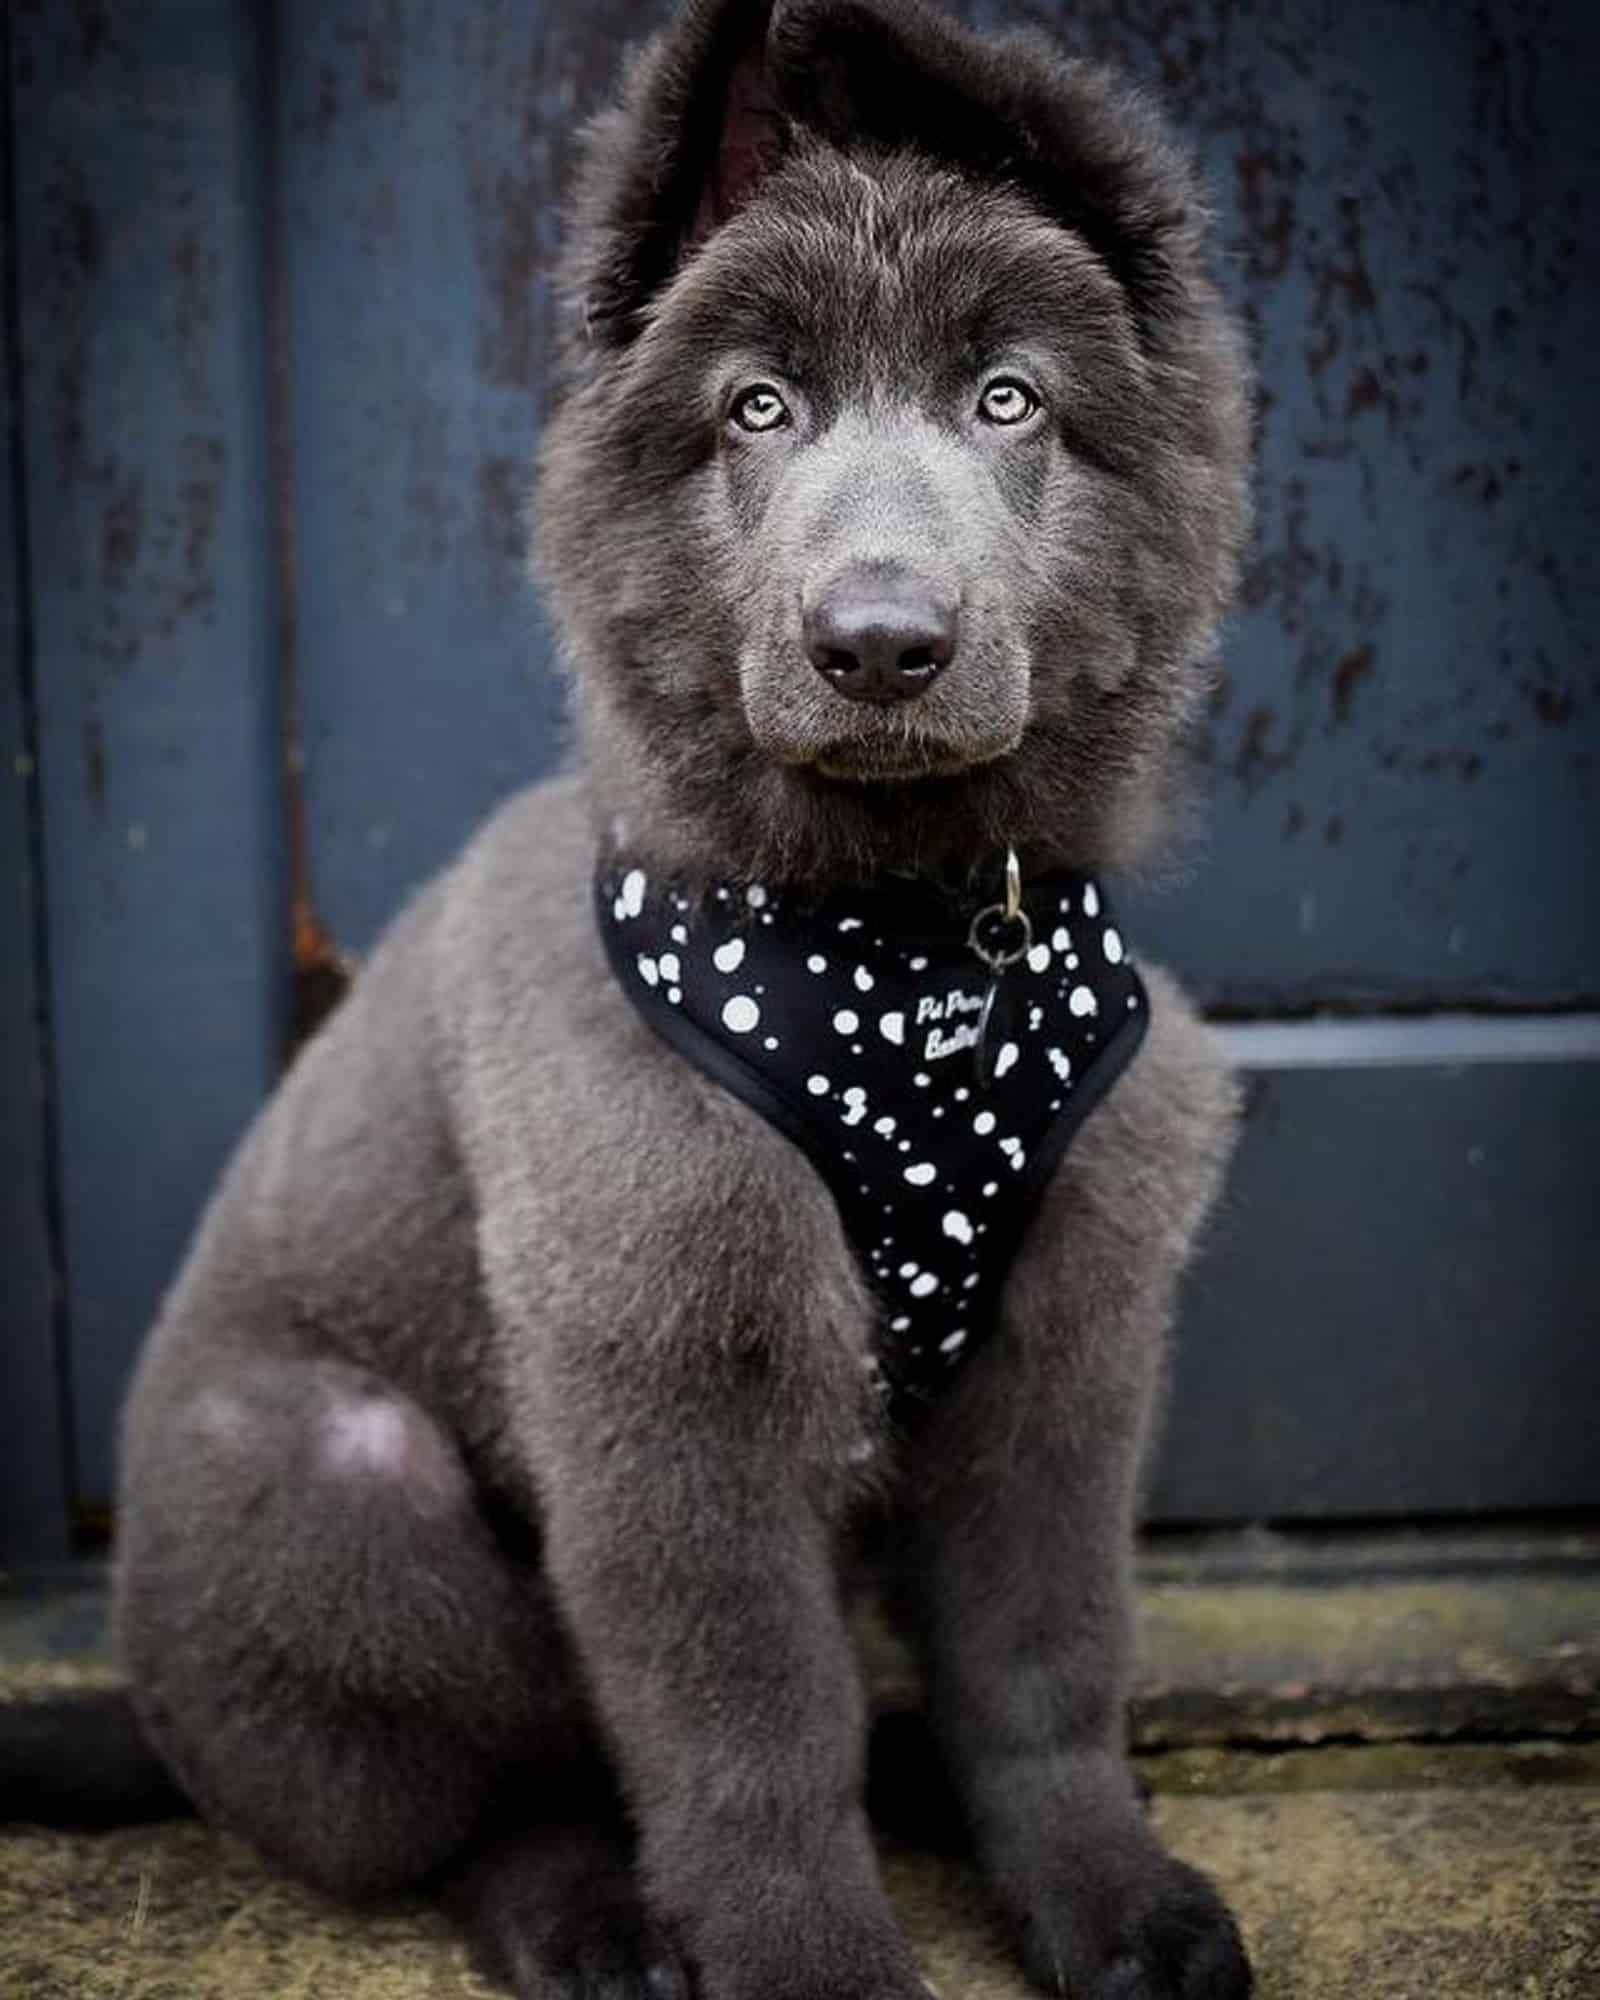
xmin=596 ymin=853 xmax=1148 ymax=1418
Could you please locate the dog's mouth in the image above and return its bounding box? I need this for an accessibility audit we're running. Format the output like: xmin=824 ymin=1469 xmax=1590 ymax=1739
xmin=805 ymin=734 xmax=1016 ymax=784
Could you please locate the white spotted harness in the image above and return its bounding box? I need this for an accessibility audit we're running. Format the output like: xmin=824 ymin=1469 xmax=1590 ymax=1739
xmin=597 ymin=853 xmax=1148 ymax=1419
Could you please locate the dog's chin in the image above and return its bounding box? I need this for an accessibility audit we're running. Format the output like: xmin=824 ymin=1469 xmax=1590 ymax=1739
xmin=783 ymin=732 xmax=1022 ymax=785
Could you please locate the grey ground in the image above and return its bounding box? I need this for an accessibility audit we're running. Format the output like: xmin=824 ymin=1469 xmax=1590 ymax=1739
xmin=4 ymin=1533 xmax=1598 ymax=1997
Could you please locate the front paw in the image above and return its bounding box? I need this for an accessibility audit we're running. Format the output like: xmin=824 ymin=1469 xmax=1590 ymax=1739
xmin=700 ymin=1925 xmax=932 ymax=2000
xmin=1010 ymin=1850 xmax=1250 ymax=2000
xmin=971 ymin=1756 xmax=1249 ymax=2000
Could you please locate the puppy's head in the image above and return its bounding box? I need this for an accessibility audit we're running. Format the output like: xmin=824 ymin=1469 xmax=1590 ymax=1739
xmin=537 ymin=0 xmax=1252 ymax=884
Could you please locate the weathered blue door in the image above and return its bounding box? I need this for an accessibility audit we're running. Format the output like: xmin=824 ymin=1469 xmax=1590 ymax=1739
xmin=5 ymin=0 xmax=1597 ymax=1559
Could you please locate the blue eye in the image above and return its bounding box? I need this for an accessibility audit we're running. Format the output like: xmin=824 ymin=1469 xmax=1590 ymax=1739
xmin=978 ymin=378 xmax=1040 ymax=426
xmin=730 ymin=385 xmax=790 ymax=433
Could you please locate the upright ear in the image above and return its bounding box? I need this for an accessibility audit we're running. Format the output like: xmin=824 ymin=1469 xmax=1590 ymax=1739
xmin=561 ymin=0 xmax=1212 ymax=375
xmin=561 ymin=0 xmax=788 ymax=364
xmin=768 ymin=0 xmax=1207 ymax=344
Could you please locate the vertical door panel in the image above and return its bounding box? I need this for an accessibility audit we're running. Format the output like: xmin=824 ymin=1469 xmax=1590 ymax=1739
xmin=2 ymin=21 xmax=70 ymax=1558
xmin=1150 ymin=1031 xmax=1600 ymax=1521
xmin=12 ymin=1 xmax=283 ymax=1508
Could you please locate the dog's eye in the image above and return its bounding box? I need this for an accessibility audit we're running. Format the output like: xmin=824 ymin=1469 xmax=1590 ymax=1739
xmin=978 ymin=378 xmax=1039 ymax=426
xmin=729 ymin=385 xmax=791 ymax=434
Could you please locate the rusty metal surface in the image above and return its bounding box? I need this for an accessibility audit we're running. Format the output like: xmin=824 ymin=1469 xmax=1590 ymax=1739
xmin=1001 ymin=0 xmax=1599 ymax=1009
xmin=275 ymin=0 xmax=628 ymax=955
xmin=10 ymin=0 xmax=284 ymax=1505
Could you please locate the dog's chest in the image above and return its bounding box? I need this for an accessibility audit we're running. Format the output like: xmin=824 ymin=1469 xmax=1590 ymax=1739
xmin=597 ymin=859 xmax=1147 ymax=1415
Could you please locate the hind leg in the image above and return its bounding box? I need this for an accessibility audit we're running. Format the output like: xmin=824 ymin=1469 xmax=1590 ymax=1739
xmin=116 ymin=1348 xmax=553 ymax=1894
xmin=115 ymin=1347 xmax=683 ymax=1996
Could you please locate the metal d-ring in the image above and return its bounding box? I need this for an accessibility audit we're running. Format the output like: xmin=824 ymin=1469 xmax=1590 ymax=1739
xmin=967 ymin=846 xmax=1032 ymax=970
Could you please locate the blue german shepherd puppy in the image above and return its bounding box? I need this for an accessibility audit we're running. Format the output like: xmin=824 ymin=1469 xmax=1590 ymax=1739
xmin=4 ymin=2 xmax=1253 ymax=1994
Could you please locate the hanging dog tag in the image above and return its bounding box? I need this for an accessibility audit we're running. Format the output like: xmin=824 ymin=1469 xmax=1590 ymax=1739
xmin=970 ymin=974 xmax=1012 ymax=1090
xmin=967 ymin=848 xmax=1031 ymax=1090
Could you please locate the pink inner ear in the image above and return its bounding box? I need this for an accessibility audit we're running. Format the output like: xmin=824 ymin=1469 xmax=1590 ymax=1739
xmin=687 ymin=50 xmax=787 ymax=253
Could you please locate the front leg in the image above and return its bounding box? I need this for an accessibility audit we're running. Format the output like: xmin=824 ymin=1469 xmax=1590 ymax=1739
xmin=483 ymin=1097 xmax=926 ymax=2000
xmin=897 ymin=971 xmax=1251 ymax=1998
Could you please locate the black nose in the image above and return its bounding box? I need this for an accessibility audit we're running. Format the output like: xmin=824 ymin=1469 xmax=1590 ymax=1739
xmin=804 ymin=567 xmax=958 ymax=704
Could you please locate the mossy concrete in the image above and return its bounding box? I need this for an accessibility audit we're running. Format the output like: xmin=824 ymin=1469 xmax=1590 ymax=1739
xmin=3 ymin=1765 xmax=1598 ymax=1998
xmin=12 ymin=1548 xmax=1599 ymax=1745
xmin=853 ymin=1558 xmax=1600 ymax=1746
xmin=1132 ymin=1570 xmax=1600 ymax=1745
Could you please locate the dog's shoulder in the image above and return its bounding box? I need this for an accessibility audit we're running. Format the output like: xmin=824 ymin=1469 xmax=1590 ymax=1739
xmin=434 ymin=767 xmax=609 ymax=1022
xmin=432 ymin=771 xmax=811 ymax=1191
xmin=1119 ymin=963 xmax=1240 ymax=1152
xmin=1047 ymin=960 xmax=1240 ymax=1260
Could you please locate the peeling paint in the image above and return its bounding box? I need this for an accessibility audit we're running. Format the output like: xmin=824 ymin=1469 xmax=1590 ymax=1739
xmin=70 ymin=0 xmax=111 ymax=68
xmin=476 ymin=453 xmax=527 ymax=584
xmin=1528 ymin=686 xmax=1575 ymax=728
xmin=289 ymin=892 xmax=353 ymax=1049
xmin=470 ymin=163 xmax=542 ymax=390
xmin=99 ymin=476 xmax=141 ymax=587
xmin=176 ymin=434 xmax=224 ymax=618
xmin=41 ymin=159 xmax=99 ymax=481
xmin=1330 ymin=644 xmax=1376 ymax=728
xmin=81 ymin=716 xmax=107 ymax=814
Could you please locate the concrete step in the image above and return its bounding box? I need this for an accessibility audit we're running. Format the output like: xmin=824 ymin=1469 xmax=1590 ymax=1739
xmin=11 ymin=1526 xmax=1600 ymax=1746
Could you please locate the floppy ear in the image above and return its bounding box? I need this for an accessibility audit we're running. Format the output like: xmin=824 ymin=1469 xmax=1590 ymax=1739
xmin=769 ymin=0 xmax=1205 ymax=342
xmin=564 ymin=0 xmax=789 ymax=359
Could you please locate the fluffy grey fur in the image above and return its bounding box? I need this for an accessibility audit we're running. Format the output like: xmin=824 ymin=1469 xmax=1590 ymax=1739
xmin=17 ymin=3 xmax=1257 ymax=1995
